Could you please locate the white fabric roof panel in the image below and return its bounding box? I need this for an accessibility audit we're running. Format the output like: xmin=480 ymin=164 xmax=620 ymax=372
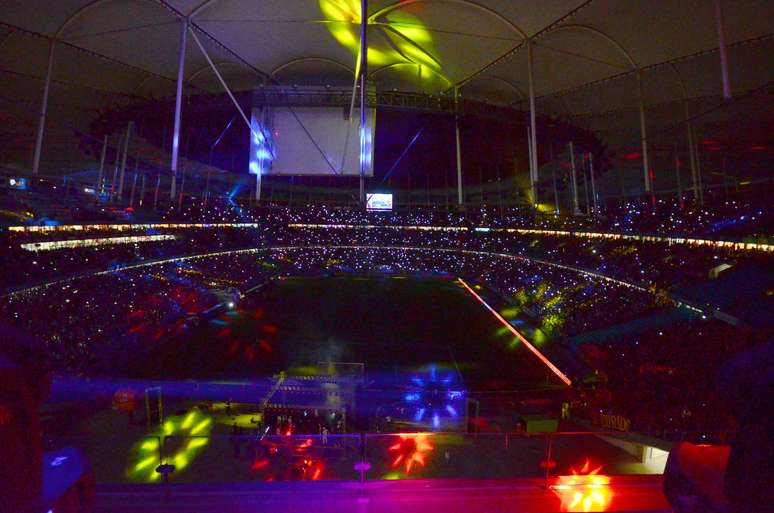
xmin=0 ymin=0 xmax=772 ymax=151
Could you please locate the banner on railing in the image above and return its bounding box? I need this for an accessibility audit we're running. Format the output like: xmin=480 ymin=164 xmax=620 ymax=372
xmin=599 ymin=413 xmax=631 ymax=432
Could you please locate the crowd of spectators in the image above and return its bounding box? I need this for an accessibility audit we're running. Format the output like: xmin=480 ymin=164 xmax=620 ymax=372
xmin=0 ymin=225 xmax=275 ymax=291
xmin=0 ymin=246 xmax=662 ymax=372
xmin=576 ymin=319 xmax=772 ymax=441
xmin=0 ymin=192 xmax=772 ymax=441
xmin=150 ymin=189 xmax=774 ymax=237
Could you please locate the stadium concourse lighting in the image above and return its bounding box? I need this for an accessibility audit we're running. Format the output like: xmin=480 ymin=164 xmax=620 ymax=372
xmin=456 ymin=277 xmax=572 ymax=387
xmin=20 ymin=235 xmax=177 ymax=251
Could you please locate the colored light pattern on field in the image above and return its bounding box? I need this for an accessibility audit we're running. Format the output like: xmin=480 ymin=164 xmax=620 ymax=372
xmin=552 ymin=460 xmax=613 ymax=512
xmin=389 ymin=433 xmax=434 ymax=474
xmin=319 ymin=0 xmax=448 ymax=85
xmin=404 ymin=365 xmax=464 ymax=429
xmin=128 ymin=410 xmax=212 ymax=482
xmin=457 ymin=278 xmax=572 ymax=386
xmin=251 ymin=436 xmax=326 ymax=481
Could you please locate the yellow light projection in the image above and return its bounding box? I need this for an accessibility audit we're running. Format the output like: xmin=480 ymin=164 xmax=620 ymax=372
xmin=319 ymin=0 xmax=449 ymax=85
xmin=127 ymin=410 xmax=213 ymax=482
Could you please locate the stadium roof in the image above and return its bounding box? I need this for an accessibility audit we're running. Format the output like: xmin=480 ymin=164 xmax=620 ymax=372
xmin=1 ymin=0 xmax=773 ymax=159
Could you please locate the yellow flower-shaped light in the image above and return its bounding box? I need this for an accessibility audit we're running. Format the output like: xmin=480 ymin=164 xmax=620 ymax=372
xmin=388 ymin=432 xmax=434 ymax=474
xmin=319 ymin=0 xmax=447 ymax=84
xmin=128 ymin=410 xmax=213 ymax=482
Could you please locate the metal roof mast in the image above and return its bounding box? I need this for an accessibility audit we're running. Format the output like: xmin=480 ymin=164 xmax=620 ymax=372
xmin=358 ymin=0 xmax=368 ymax=205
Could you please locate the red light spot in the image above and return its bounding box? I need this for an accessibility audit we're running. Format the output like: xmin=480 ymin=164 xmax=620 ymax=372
xmin=251 ymin=459 xmax=269 ymax=471
xmin=254 ymin=427 xmax=327 ymax=481
xmin=552 ymin=459 xmax=613 ymax=512
xmin=0 ymin=404 xmax=11 ymax=425
xmin=388 ymin=433 xmax=434 ymax=474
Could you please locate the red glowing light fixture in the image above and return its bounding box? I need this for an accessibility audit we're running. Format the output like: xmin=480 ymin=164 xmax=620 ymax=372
xmin=250 ymin=459 xmax=269 ymax=470
xmin=0 ymin=403 xmax=11 ymax=425
xmin=552 ymin=460 xmax=613 ymax=512
xmin=458 ymin=278 xmax=572 ymax=386
xmin=252 ymin=437 xmax=325 ymax=481
xmin=389 ymin=433 xmax=434 ymax=474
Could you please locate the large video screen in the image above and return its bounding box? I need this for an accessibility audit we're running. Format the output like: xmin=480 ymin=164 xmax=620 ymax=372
xmin=250 ymin=106 xmax=375 ymax=176
xmin=366 ymin=193 xmax=393 ymax=211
